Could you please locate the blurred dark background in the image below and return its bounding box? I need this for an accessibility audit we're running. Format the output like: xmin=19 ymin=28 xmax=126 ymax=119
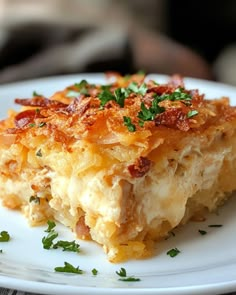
xmin=0 ymin=0 xmax=235 ymax=85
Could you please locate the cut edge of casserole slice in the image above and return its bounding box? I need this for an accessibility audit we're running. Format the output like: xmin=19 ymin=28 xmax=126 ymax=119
xmin=0 ymin=73 xmax=236 ymax=262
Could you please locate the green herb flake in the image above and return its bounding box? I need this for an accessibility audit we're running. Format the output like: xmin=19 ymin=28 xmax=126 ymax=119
xmin=138 ymin=99 xmax=165 ymax=122
xmin=128 ymin=82 xmax=147 ymax=96
xmin=74 ymin=80 xmax=89 ymax=89
xmin=187 ymin=110 xmax=199 ymax=118
xmin=45 ymin=220 xmax=56 ymax=233
xmin=98 ymin=87 xmax=130 ymax=108
xmin=74 ymin=80 xmax=89 ymax=96
xmin=92 ymin=268 xmax=98 ymax=275
xmin=169 ymin=88 xmax=192 ymax=101
xmin=123 ymin=116 xmax=136 ymax=132
xmin=29 ymin=195 xmax=40 ymax=204
xmin=166 ymin=247 xmax=180 ymax=257
xmin=138 ymin=120 xmax=145 ymax=127
xmin=116 ymin=267 xmax=127 ymax=277
xmin=100 ymin=84 xmax=112 ymax=91
xmin=0 ymin=249 xmax=2 ymax=253
xmin=198 ymin=229 xmax=207 ymax=235
xmin=38 ymin=122 xmax=46 ymax=128
xmin=42 ymin=230 xmax=58 ymax=249
xmin=116 ymin=267 xmax=140 ymax=282
xmin=208 ymin=224 xmax=223 ymax=228
xmin=114 ymin=88 xmax=127 ymax=107
xmin=54 ymin=262 xmax=83 ymax=274
xmin=155 ymin=88 xmax=192 ymax=102
xmin=33 ymin=91 xmax=42 ymax=97
xmin=36 ymin=149 xmax=42 ymax=157
xmin=28 ymin=123 xmax=36 ymax=128
xmin=53 ymin=240 xmax=80 ymax=253
xmin=0 ymin=231 xmax=10 ymax=242
xmin=98 ymin=89 xmax=115 ymax=108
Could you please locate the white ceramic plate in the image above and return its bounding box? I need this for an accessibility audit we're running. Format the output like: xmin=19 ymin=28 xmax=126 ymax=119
xmin=1 ymin=74 xmax=236 ymax=295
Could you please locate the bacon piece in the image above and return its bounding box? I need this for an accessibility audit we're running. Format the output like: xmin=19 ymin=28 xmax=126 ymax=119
xmin=75 ymin=216 xmax=90 ymax=239
xmin=147 ymin=85 xmax=176 ymax=96
xmin=14 ymin=109 xmax=43 ymax=128
xmin=15 ymin=97 xmax=67 ymax=108
xmin=189 ymin=89 xmax=204 ymax=104
xmin=65 ymin=97 xmax=91 ymax=116
xmin=168 ymin=74 xmax=185 ymax=88
xmin=148 ymin=75 xmax=184 ymax=96
xmin=155 ymin=108 xmax=190 ymax=131
xmin=128 ymin=157 xmax=151 ymax=178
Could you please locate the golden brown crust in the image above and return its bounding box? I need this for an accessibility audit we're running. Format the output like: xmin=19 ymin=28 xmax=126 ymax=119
xmin=1 ymin=73 xmax=236 ymax=150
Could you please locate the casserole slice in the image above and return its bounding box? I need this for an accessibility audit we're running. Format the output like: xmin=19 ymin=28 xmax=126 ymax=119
xmin=1 ymin=73 xmax=236 ymax=262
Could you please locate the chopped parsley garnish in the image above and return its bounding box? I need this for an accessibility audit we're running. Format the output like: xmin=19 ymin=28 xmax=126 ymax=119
xmin=42 ymin=221 xmax=80 ymax=252
xmin=45 ymin=220 xmax=56 ymax=232
xmin=101 ymin=84 xmax=112 ymax=91
xmin=187 ymin=110 xmax=199 ymax=118
xmin=29 ymin=195 xmax=40 ymax=204
xmin=36 ymin=149 xmax=42 ymax=157
xmin=53 ymin=240 xmax=80 ymax=252
xmin=0 ymin=250 xmax=2 ymax=253
xmin=29 ymin=122 xmax=47 ymax=128
xmin=116 ymin=267 xmax=127 ymax=277
xmin=151 ymin=87 xmax=191 ymax=104
xmin=38 ymin=122 xmax=46 ymax=127
xmin=116 ymin=267 xmax=140 ymax=282
xmin=75 ymin=80 xmax=88 ymax=88
xmin=0 ymin=231 xmax=10 ymax=242
xmin=98 ymin=89 xmax=115 ymax=107
xmin=92 ymin=268 xmax=98 ymax=275
xmin=128 ymin=82 xmax=147 ymax=96
xmin=164 ymin=88 xmax=192 ymax=101
xmin=198 ymin=229 xmax=207 ymax=235
xmin=33 ymin=91 xmax=42 ymax=97
xmin=138 ymin=97 xmax=165 ymax=123
xmin=98 ymin=87 xmax=130 ymax=108
xmin=98 ymin=82 xmax=148 ymax=108
xmin=54 ymin=262 xmax=83 ymax=274
xmin=166 ymin=247 xmax=180 ymax=257
xmin=28 ymin=123 xmax=36 ymax=128
xmin=123 ymin=116 xmax=136 ymax=132
xmin=74 ymin=80 xmax=89 ymax=96
xmin=114 ymin=88 xmax=127 ymax=107
xmin=42 ymin=230 xmax=58 ymax=249
xmin=136 ymin=87 xmax=194 ymax=126
xmin=208 ymin=224 xmax=223 ymax=228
